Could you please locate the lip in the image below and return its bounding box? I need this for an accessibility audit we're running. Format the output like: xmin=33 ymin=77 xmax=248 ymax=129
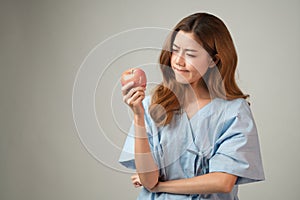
xmin=173 ymin=66 xmax=189 ymax=73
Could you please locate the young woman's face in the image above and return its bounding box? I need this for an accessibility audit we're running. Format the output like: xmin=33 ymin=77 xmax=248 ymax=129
xmin=171 ymin=31 xmax=213 ymax=85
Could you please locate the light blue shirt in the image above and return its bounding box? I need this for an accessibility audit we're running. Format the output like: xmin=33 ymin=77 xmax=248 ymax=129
xmin=119 ymin=96 xmax=265 ymax=200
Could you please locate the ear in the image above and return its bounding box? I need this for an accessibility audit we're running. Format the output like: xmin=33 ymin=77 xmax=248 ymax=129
xmin=209 ymin=54 xmax=220 ymax=68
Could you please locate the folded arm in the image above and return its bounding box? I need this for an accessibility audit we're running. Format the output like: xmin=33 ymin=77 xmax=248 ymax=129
xmin=152 ymin=172 xmax=237 ymax=194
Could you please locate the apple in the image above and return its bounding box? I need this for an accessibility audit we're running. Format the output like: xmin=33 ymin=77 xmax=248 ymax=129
xmin=121 ymin=68 xmax=147 ymax=88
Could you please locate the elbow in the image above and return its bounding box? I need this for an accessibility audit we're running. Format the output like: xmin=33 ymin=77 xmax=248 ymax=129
xmin=138 ymin=170 xmax=159 ymax=191
xmin=214 ymin=173 xmax=237 ymax=193
xmin=218 ymin=178 xmax=236 ymax=193
xmin=141 ymin=178 xmax=158 ymax=191
xmin=220 ymin=182 xmax=235 ymax=193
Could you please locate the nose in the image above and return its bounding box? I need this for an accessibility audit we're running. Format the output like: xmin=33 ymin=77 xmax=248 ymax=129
xmin=175 ymin=52 xmax=185 ymax=67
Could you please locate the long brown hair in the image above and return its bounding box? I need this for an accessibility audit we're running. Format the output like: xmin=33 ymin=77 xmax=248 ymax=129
xmin=149 ymin=13 xmax=248 ymax=126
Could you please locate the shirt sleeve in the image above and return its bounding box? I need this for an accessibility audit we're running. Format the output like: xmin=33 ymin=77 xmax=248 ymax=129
xmin=209 ymin=99 xmax=265 ymax=184
xmin=118 ymin=122 xmax=136 ymax=169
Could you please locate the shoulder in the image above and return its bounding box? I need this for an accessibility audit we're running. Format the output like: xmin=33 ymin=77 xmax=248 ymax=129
xmin=213 ymin=98 xmax=258 ymax=141
xmin=213 ymin=98 xmax=252 ymax=118
xmin=216 ymin=97 xmax=249 ymax=108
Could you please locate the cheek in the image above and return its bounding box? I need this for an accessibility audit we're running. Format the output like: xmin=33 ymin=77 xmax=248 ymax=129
xmin=170 ymin=55 xmax=176 ymax=66
xmin=187 ymin=59 xmax=208 ymax=71
xmin=188 ymin=60 xmax=209 ymax=75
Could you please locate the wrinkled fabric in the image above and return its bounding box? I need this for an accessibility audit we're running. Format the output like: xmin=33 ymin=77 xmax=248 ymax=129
xmin=119 ymin=96 xmax=265 ymax=200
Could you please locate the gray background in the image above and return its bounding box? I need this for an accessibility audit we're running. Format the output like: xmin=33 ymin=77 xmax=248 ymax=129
xmin=1 ymin=0 xmax=300 ymax=199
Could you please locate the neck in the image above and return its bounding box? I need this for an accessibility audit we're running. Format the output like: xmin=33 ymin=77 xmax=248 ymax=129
xmin=182 ymin=79 xmax=212 ymax=117
xmin=186 ymin=79 xmax=210 ymax=101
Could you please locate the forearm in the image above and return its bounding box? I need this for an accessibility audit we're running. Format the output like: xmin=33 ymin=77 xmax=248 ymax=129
xmin=134 ymin=114 xmax=159 ymax=190
xmin=154 ymin=172 xmax=237 ymax=194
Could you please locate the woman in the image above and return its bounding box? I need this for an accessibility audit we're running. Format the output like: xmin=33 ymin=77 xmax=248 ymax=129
xmin=119 ymin=12 xmax=265 ymax=199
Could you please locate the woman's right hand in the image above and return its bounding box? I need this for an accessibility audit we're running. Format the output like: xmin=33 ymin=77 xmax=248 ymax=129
xmin=122 ymin=81 xmax=146 ymax=116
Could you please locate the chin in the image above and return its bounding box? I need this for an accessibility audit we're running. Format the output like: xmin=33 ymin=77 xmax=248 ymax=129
xmin=174 ymin=77 xmax=191 ymax=85
xmin=173 ymin=73 xmax=188 ymax=84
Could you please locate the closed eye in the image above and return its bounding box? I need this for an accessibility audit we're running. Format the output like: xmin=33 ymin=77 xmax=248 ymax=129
xmin=186 ymin=54 xmax=196 ymax=58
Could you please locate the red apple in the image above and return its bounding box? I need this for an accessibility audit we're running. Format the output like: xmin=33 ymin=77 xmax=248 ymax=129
xmin=121 ymin=68 xmax=147 ymax=88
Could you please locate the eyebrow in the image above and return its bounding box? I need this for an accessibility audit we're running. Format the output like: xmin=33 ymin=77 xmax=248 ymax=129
xmin=172 ymin=43 xmax=198 ymax=52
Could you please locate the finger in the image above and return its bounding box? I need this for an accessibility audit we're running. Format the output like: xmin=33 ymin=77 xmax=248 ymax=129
xmin=134 ymin=183 xmax=142 ymax=188
xmin=134 ymin=86 xmax=146 ymax=91
xmin=131 ymin=174 xmax=137 ymax=181
xmin=132 ymin=179 xmax=142 ymax=187
xmin=131 ymin=95 xmax=145 ymax=107
xmin=122 ymin=87 xmax=144 ymax=105
xmin=121 ymin=81 xmax=134 ymax=96
xmin=125 ymin=88 xmax=145 ymax=105
xmin=134 ymin=86 xmax=146 ymax=93
xmin=126 ymin=90 xmax=145 ymax=105
xmin=123 ymin=89 xmax=135 ymax=104
xmin=126 ymin=86 xmax=145 ymax=99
